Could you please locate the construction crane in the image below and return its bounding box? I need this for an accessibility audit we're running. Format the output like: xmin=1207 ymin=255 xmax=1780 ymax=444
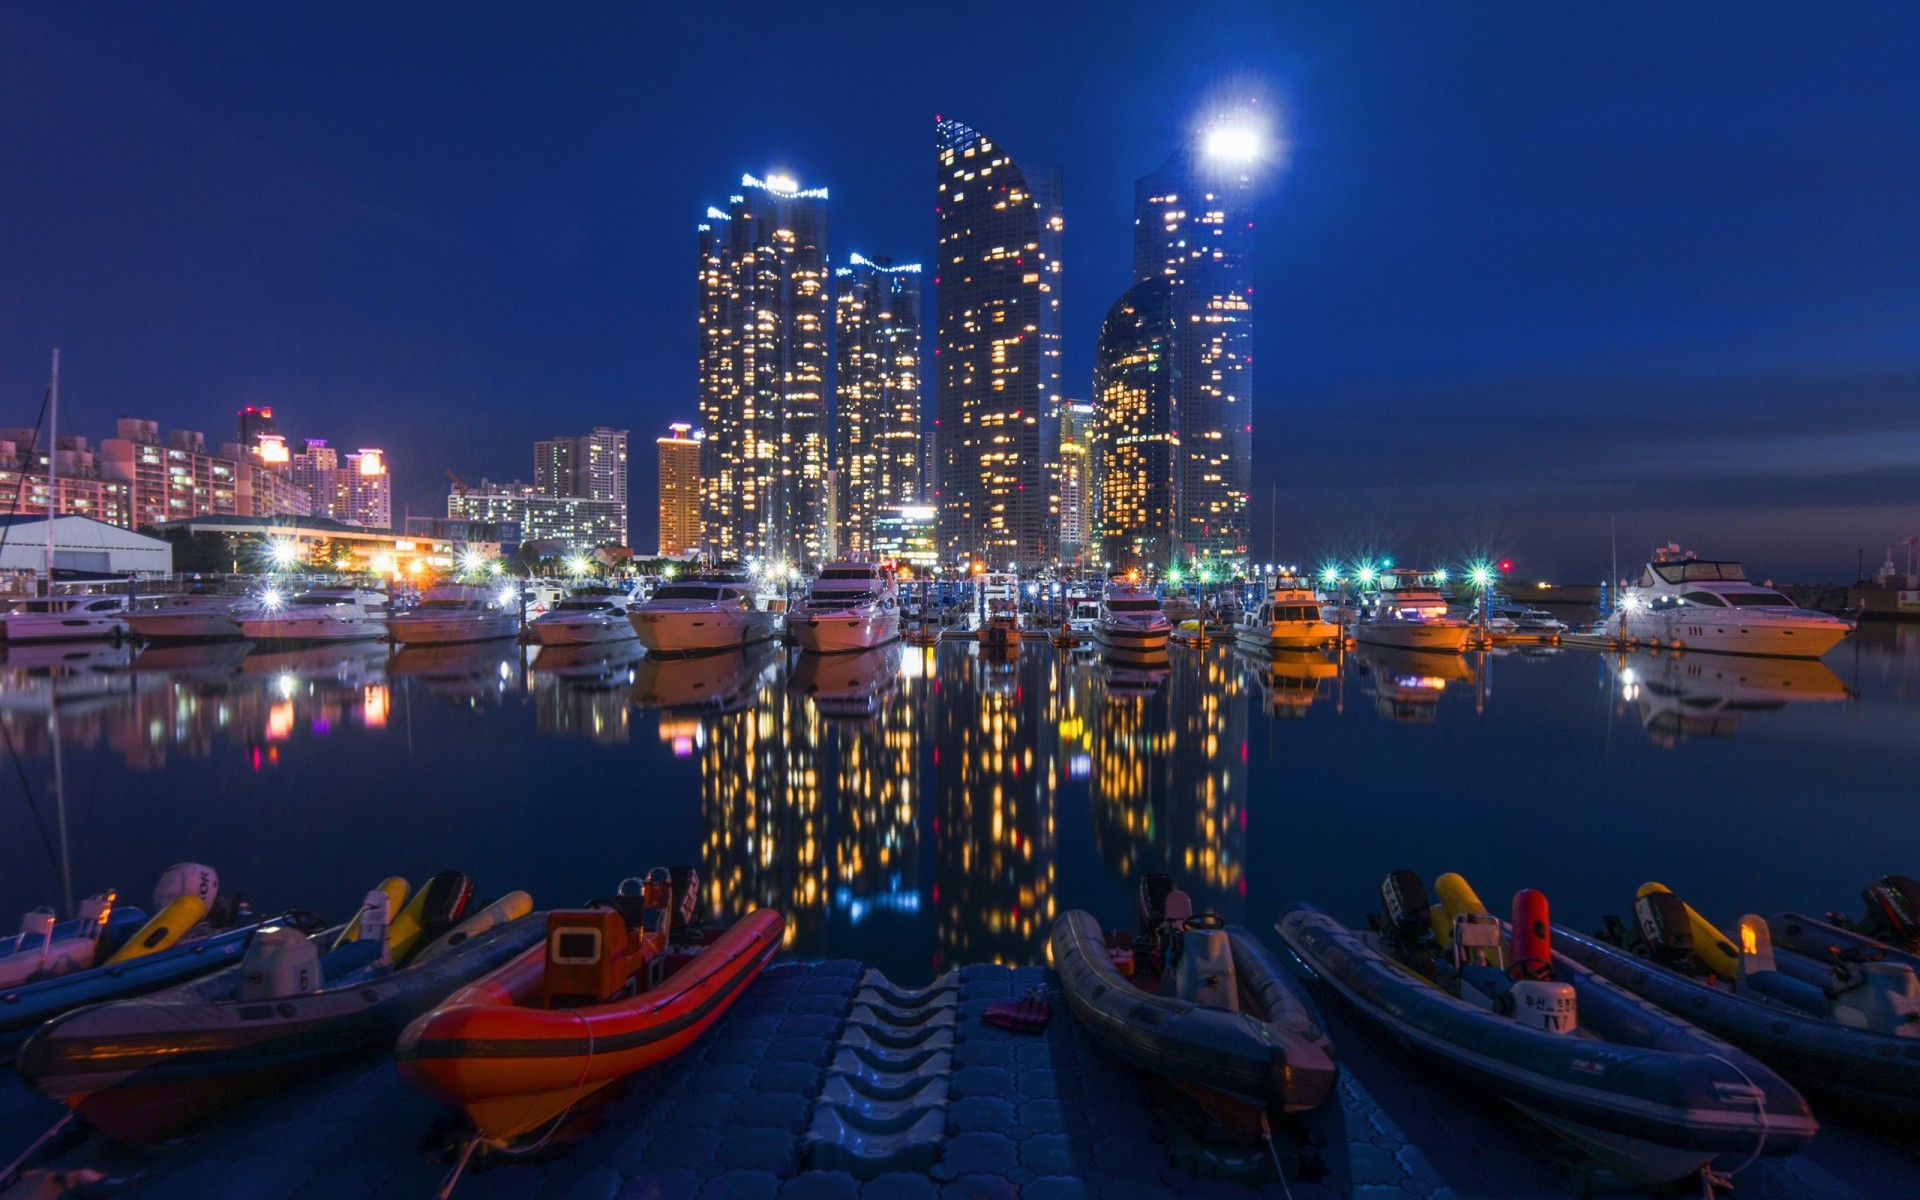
xmin=446 ymin=468 xmax=468 ymax=497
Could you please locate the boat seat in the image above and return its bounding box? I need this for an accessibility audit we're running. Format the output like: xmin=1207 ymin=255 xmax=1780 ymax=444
xmin=1163 ymin=891 xmax=1194 ymax=925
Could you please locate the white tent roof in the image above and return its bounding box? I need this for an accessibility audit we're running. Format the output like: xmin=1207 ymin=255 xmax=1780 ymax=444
xmin=0 ymin=515 xmax=172 ymax=575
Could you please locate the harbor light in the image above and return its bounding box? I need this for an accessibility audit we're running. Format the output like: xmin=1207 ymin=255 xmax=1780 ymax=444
xmin=1356 ymin=566 xmax=1377 ymax=586
xmin=459 ymin=549 xmax=487 ymax=574
xmin=1433 ymin=567 xmax=1449 ymax=584
xmin=268 ymin=539 xmax=300 ymax=569
xmin=488 ymin=561 xmax=503 ymax=576
xmin=1320 ymin=565 xmax=1342 ymax=586
xmin=566 ymin=555 xmax=591 ymax=576
xmin=261 ymin=587 xmax=284 ymax=610
xmin=1470 ymin=565 xmax=1492 ymax=589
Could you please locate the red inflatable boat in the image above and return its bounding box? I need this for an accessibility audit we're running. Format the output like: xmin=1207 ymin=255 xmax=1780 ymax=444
xmin=395 ymin=868 xmax=783 ymax=1142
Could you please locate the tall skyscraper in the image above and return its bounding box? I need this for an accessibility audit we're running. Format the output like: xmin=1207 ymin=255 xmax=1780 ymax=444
xmin=534 ymin=427 xmax=628 ymax=543
xmin=1130 ymin=115 xmax=1257 ymax=567
xmin=697 ymin=172 xmax=831 ymax=566
xmin=933 ymin=118 xmax=1063 ymax=570
xmin=656 ymin=423 xmax=701 ymax=556
xmin=1092 ymin=279 xmax=1178 ymax=569
xmin=1057 ymin=400 xmax=1096 ymax=568
xmin=289 ymin=439 xmax=390 ymax=528
xmin=833 ymin=252 xmax=924 ymax=559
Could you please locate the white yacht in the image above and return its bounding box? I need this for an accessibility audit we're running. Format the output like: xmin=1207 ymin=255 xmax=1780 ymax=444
xmin=389 ymin=584 xmax=519 ymax=646
xmin=789 ymin=562 xmax=900 ymax=654
xmin=628 ymin=576 xmax=780 ymax=656
xmin=1601 ymin=547 xmax=1853 ymax=659
xmin=0 ymin=594 xmax=131 ymax=643
xmin=238 ymin=587 xmax=389 ymax=643
xmin=527 ymin=587 xmax=636 ymax=647
xmin=124 ymin=593 xmax=247 ymax=641
xmin=1354 ymin=571 xmax=1473 ymax=653
xmin=1094 ymin=582 xmax=1172 ymax=661
xmin=1066 ymin=599 xmax=1103 ymax=636
xmin=1477 ymin=600 xmax=1568 ymax=644
xmin=1233 ymin=578 xmax=1342 ymax=652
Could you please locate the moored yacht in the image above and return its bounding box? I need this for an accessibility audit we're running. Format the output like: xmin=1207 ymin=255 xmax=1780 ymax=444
xmin=1094 ymin=581 xmax=1172 ymax=662
xmin=628 ymin=575 xmax=780 ymax=656
xmin=238 ymin=587 xmax=389 ymax=643
xmin=1601 ymin=546 xmax=1853 ymax=659
xmin=526 ymin=587 xmax=636 ymax=646
xmin=1354 ymin=571 xmax=1472 ymax=653
xmin=124 ymin=592 xmax=250 ymax=641
xmin=0 ymin=594 xmax=131 ymax=643
xmin=789 ymin=562 xmax=899 ymax=654
xmin=1234 ymin=576 xmax=1341 ymax=652
xmin=389 ymin=584 xmax=519 ymax=646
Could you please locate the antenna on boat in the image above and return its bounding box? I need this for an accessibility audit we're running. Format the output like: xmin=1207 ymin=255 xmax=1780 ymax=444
xmin=45 ymin=349 xmax=58 ymax=596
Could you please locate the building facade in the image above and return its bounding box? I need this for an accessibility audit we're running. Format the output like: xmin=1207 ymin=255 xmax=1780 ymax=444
xmin=0 ymin=432 xmax=133 ymax=527
xmin=1130 ymin=118 xmax=1256 ymax=567
xmin=833 ymin=253 xmax=924 ymax=559
xmin=656 ymin=423 xmax=701 ymax=556
xmin=1056 ymin=401 xmax=1096 ymax=568
xmin=534 ymin=427 xmax=629 ymax=545
xmin=100 ymin=420 xmax=240 ymax=528
xmin=933 ymin=118 xmax=1063 ymax=570
xmin=698 ymin=173 xmax=831 ymax=566
xmin=1093 ymin=278 xmax=1179 ymax=570
xmin=447 ymin=483 xmax=624 ymax=550
xmin=291 ymin=439 xmax=391 ymax=529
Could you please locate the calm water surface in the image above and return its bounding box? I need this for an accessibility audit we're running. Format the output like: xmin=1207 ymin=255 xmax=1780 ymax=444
xmin=1 ymin=627 xmax=1914 ymax=985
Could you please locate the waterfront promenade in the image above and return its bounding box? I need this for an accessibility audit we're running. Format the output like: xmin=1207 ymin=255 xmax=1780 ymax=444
xmin=6 ymin=960 xmax=1917 ymax=1200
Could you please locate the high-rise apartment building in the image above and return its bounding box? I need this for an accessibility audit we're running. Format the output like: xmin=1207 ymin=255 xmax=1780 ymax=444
xmin=933 ymin=118 xmax=1063 ymax=570
xmin=1092 ymin=279 xmax=1178 ymax=569
xmin=1057 ymin=401 xmax=1096 ymax=568
xmin=0 ymin=431 xmax=133 ymax=526
xmin=291 ymin=439 xmax=391 ymax=529
xmin=236 ymin=406 xmax=278 ymax=446
xmin=101 ymin=420 xmax=240 ymax=528
xmin=447 ymin=483 xmax=623 ymax=550
xmin=833 ymin=253 xmax=924 ymax=559
xmin=697 ymin=173 xmax=830 ymax=566
xmin=1130 ymin=115 xmax=1257 ymax=567
xmin=534 ymin=427 xmax=628 ymax=545
xmin=656 ymin=423 xmax=701 ymax=556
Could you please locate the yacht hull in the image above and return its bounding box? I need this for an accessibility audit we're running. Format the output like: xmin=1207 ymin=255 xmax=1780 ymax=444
xmin=1607 ymin=611 xmax=1849 ymax=659
xmin=125 ymin=612 xmax=243 ymax=641
xmin=790 ymin=607 xmax=899 ymax=655
xmin=1096 ymin=623 xmax=1171 ymax=662
xmin=0 ymin=615 xmax=129 ymax=643
xmin=1355 ymin=621 xmax=1472 ymax=653
xmin=631 ymin=610 xmax=779 ymax=656
xmin=237 ymin=617 xmax=386 ymax=643
xmin=527 ymin=615 xmax=635 ymax=646
xmin=390 ymin=615 xmax=519 ymax=646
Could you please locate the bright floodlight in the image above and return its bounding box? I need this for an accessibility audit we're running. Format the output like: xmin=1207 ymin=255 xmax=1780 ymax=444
xmin=460 ymin=549 xmax=487 ymax=573
xmin=268 ymin=539 xmax=299 ymax=569
xmin=1205 ymin=126 xmax=1260 ymax=162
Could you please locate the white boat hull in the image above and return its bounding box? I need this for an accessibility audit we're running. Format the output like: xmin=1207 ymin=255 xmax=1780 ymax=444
xmin=528 ymin=613 xmax=636 ymax=646
xmin=1606 ymin=610 xmax=1850 ymax=659
xmin=238 ymin=615 xmax=387 ymax=643
xmin=790 ymin=607 xmax=899 ymax=655
xmin=1355 ymin=621 xmax=1473 ymax=653
xmin=630 ymin=609 xmax=779 ymax=655
xmin=1096 ymin=623 xmax=1171 ymax=661
xmin=125 ymin=612 xmax=243 ymax=641
xmin=390 ymin=614 xmax=519 ymax=646
xmin=0 ymin=615 xmax=128 ymax=643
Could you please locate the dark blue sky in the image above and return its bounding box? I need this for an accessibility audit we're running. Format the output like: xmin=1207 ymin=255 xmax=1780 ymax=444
xmin=3 ymin=3 xmax=1915 ymax=579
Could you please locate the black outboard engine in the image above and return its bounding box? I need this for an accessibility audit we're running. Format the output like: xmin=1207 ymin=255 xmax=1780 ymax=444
xmin=1138 ymin=874 xmax=1174 ymax=936
xmin=1378 ymin=871 xmax=1434 ymax=953
xmin=1632 ymin=891 xmax=1697 ymax=970
xmin=1861 ymin=875 xmax=1920 ymax=952
xmin=669 ymin=866 xmax=703 ymax=936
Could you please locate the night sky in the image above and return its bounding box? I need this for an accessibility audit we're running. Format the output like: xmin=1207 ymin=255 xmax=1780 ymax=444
xmin=3 ymin=3 xmax=1915 ymax=581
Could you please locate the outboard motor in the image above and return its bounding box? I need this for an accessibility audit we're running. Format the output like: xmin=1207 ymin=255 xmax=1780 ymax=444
xmin=1138 ymin=873 xmax=1174 ymax=936
xmin=1172 ymin=913 xmax=1239 ymax=1012
xmin=541 ymin=907 xmax=651 ymax=1009
xmin=668 ymin=866 xmax=703 ymax=934
xmin=153 ymin=863 xmax=219 ymax=914
xmin=1378 ymin=871 xmax=1433 ymax=952
xmin=1633 ymin=890 xmax=1697 ymax=970
xmin=1825 ymin=947 xmax=1920 ymax=1038
xmin=1861 ymin=875 xmax=1920 ymax=952
xmin=239 ymin=925 xmax=322 ymax=1001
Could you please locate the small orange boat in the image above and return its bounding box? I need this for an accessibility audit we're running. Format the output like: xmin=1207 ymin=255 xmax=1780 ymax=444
xmin=395 ymin=868 xmax=782 ymax=1143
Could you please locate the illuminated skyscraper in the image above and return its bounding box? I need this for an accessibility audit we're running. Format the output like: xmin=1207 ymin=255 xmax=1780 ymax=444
xmin=1092 ymin=279 xmax=1178 ymax=569
xmin=697 ymin=173 xmax=831 ymax=566
xmin=933 ymin=118 xmax=1063 ymax=570
xmin=1057 ymin=401 xmax=1096 ymax=567
xmin=833 ymin=254 xmax=924 ymax=558
xmin=1131 ymin=116 xmax=1257 ymax=566
xmin=656 ymin=423 xmax=701 ymax=556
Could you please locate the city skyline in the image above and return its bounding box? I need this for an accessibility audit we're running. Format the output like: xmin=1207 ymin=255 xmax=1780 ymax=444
xmin=3 ymin=5 xmax=1915 ymax=580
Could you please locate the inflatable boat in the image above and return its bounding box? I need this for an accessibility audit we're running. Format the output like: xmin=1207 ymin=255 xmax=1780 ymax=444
xmin=1277 ymin=873 xmax=1815 ymax=1187
xmin=1562 ymin=882 xmax=1920 ymax=1124
xmin=1050 ymin=875 xmax=1336 ymax=1134
xmin=1 ymin=865 xmax=255 ymax=1057
xmin=396 ymin=867 xmax=782 ymax=1143
xmin=17 ymin=873 xmax=538 ymax=1143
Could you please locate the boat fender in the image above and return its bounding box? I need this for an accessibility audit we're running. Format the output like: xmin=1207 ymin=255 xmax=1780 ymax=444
xmin=238 ymin=925 xmax=323 ymax=1001
xmin=1508 ymin=889 xmax=1553 ymax=981
xmin=412 ymin=890 xmax=533 ymax=965
xmin=1510 ymin=979 xmax=1577 ymax=1033
xmin=1430 ymin=873 xmax=1492 ymax=952
xmin=334 ymin=877 xmax=409 ymax=950
xmin=104 ymin=894 xmax=209 ymax=965
xmin=1378 ymin=871 xmax=1432 ymax=949
xmin=152 ymin=863 xmax=219 ymax=914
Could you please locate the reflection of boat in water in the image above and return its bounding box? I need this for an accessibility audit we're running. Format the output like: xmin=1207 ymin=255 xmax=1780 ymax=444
xmin=1608 ymin=650 xmax=1853 ymax=743
xmin=128 ymin=640 xmax=254 ymax=680
xmin=789 ymin=643 xmax=903 ymax=721
xmin=1357 ymin=646 xmax=1475 ymax=723
xmin=1 ymin=640 xmax=132 ymax=677
xmin=125 ymin=593 xmax=249 ymax=642
xmin=1239 ymin=647 xmax=1338 ymax=719
xmin=631 ymin=643 xmax=780 ymax=713
xmin=389 ymin=642 xmax=520 ymax=703
xmin=530 ymin=641 xmax=645 ymax=687
xmin=0 ymin=642 xmax=133 ymax=717
xmin=241 ymin=640 xmax=390 ymax=685
xmin=1099 ymin=661 xmax=1169 ymax=701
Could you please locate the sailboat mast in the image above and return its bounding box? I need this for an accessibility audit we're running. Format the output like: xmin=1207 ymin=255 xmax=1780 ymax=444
xmin=46 ymin=349 xmax=59 ymax=593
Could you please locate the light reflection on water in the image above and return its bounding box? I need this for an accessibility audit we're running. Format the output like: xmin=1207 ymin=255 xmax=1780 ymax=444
xmin=0 ymin=625 xmax=1912 ymax=984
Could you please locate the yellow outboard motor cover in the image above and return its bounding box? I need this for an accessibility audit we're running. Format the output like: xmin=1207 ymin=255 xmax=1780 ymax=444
xmin=238 ymin=925 xmax=322 ymax=1001
xmin=153 ymin=863 xmax=219 ymax=914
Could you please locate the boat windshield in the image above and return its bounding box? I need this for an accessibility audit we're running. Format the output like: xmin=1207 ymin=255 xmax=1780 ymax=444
xmin=818 ymin=568 xmax=879 ymax=582
xmin=807 ymin=590 xmax=876 ymax=606
xmin=416 ymin=599 xmax=481 ymax=611
xmin=1274 ymin=605 xmax=1319 ymax=622
xmin=290 ymin=595 xmax=354 ymax=606
xmin=1107 ymin=599 xmax=1162 ymax=614
xmin=650 ymin=585 xmax=727 ymax=602
xmin=1650 ymin=561 xmax=1746 ymax=584
xmin=555 ymin=599 xmax=611 ymax=611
